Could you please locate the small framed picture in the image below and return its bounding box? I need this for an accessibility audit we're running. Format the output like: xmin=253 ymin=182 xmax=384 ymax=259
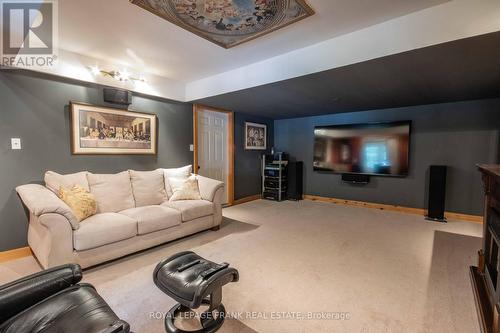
xmin=70 ymin=101 xmax=157 ymax=155
xmin=245 ymin=122 xmax=267 ymax=150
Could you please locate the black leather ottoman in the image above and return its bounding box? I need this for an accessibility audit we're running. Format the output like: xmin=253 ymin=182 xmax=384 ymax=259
xmin=153 ymin=251 xmax=239 ymax=333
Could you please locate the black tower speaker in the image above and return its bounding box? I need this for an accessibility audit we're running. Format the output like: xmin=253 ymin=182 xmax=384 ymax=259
xmin=287 ymin=161 xmax=303 ymax=201
xmin=426 ymin=165 xmax=447 ymax=222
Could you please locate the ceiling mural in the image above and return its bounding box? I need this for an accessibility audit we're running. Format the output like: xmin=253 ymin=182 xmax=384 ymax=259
xmin=130 ymin=0 xmax=314 ymax=48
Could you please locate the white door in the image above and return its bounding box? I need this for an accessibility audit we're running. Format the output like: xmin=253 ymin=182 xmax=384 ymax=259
xmin=197 ymin=109 xmax=229 ymax=204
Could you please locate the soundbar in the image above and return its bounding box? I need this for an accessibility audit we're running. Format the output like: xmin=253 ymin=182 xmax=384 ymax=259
xmin=341 ymin=173 xmax=370 ymax=184
xmin=103 ymin=88 xmax=132 ymax=105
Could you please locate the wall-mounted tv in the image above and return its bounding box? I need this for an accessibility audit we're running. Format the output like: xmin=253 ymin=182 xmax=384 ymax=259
xmin=313 ymin=121 xmax=411 ymax=177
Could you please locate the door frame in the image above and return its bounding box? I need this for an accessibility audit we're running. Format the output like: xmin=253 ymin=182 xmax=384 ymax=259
xmin=193 ymin=104 xmax=234 ymax=206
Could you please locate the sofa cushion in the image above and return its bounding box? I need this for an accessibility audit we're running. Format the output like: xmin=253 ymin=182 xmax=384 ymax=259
xmin=169 ymin=176 xmax=202 ymax=202
xmin=58 ymin=185 xmax=97 ymax=222
xmin=163 ymin=165 xmax=192 ymax=198
xmin=87 ymin=172 xmax=135 ymax=213
xmin=73 ymin=213 xmax=137 ymax=251
xmin=45 ymin=171 xmax=90 ymax=194
xmin=120 ymin=205 xmax=181 ymax=235
xmin=129 ymin=170 xmax=166 ymax=207
xmin=163 ymin=200 xmax=214 ymax=222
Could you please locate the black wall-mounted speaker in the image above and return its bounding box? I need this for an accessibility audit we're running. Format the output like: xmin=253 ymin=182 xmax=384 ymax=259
xmin=287 ymin=161 xmax=303 ymax=200
xmin=341 ymin=173 xmax=370 ymax=184
xmin=103 ymin=88 xmax=132 ymax=105
xmin=426 ymin=165 xmax=447 ymax=222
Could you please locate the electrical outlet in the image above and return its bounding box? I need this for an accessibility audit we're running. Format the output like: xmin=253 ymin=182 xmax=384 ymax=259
xmin=11 ymin=138 xmax=21 ymax=150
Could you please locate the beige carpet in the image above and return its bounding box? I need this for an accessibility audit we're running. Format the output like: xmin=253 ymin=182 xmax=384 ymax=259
xmin=0 ymin=200 xmax=483 ymax=332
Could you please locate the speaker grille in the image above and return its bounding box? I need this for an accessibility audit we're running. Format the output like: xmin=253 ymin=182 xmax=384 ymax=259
xmin=427 ymin=165 xmax=447 ymax=220
xmin=103 ymin=88 xmax=132 ymax=105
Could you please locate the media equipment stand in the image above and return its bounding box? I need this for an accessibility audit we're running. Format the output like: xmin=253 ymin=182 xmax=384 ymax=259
xmin=262 ymin=153 xmax=288 ymax=201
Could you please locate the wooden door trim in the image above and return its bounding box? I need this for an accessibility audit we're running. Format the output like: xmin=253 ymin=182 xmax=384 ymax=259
xmin=193 ymin=104 xmax=234 ymax=206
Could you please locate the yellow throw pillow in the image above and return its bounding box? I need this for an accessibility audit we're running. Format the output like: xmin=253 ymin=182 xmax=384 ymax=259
xmin=59 ymin=185 xmax=97 ymax=222
xmin=169 ymin=176 xmax=202 ymax=201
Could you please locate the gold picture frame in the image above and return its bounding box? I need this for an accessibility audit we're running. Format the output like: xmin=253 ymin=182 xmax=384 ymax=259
xmin=70 ymin=102 xmax=158 ymax=155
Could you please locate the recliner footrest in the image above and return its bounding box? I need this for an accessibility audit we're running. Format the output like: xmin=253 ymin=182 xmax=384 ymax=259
xmin=153 ymin=251 xmax=238 ymax=309
xmin=153 ymin=251 xmax=239 ymax=333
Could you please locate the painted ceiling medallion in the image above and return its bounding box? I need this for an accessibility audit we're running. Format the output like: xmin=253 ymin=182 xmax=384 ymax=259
xmin=130 ymin=0 xmax=314 ymax=48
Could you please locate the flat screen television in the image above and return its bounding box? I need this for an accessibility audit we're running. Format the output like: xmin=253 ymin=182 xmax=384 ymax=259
xmin=313 ymin=121 xmax=411 ymax=176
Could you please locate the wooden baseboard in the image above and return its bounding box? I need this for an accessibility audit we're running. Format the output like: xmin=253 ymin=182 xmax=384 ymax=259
xmin=233 ymin=194 xmax=261 ymax=206
xmin=0 ymin=246 xmax=32 ymax=263
xmin=445 ymin=211 xmax=484 ymax=223
xmin=303 ymin=194 xmax=483 ymax=223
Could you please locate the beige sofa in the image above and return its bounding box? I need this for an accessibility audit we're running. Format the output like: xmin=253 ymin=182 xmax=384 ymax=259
xmin=16 ymin=167 xmax=224 ymax=269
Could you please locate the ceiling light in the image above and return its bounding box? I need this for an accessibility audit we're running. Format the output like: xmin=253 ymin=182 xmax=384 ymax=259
xmin=89 ymin=65 xmax=100 ymax=76
xmin=87 ymin=66 xmax=146 ymax=83
xmin=119 ymin=69 xmax=130 ymax=81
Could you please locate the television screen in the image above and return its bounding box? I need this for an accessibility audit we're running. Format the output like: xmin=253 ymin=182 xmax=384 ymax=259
xmin=313 ymin=121 xmax=410 ymax=176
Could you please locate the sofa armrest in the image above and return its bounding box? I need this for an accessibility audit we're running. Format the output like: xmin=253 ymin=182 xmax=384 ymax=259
xmin=16 ymin=184 xmax=79 ymax=230
xmin=0 ymin=264 xmax=82 ymax=324
xmin=196 ymin=175 xmax=224 ymax=202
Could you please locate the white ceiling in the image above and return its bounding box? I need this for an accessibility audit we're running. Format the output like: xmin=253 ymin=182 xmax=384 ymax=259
xmin=59 ymin=0 xmax=448 ymax=82
xmin=9 ymin=0 xmax=500 ymax=102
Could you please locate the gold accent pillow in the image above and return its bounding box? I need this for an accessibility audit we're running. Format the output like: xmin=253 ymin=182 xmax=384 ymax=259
xmin=59 ymin=185 xmax=97 ymax=222
xmin=169 ymin=176 xmax=202 ymax=201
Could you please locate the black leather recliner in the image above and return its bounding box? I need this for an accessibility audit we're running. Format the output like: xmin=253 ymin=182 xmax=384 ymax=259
xmin=0 ymin=263 xmax=130 ymax=333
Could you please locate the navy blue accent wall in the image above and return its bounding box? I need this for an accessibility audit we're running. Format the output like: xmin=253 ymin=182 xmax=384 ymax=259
xmin=234 ymin=112 xmax=274 ymax=200
xmin=274 ymin=99 xmax=500 ymax=215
